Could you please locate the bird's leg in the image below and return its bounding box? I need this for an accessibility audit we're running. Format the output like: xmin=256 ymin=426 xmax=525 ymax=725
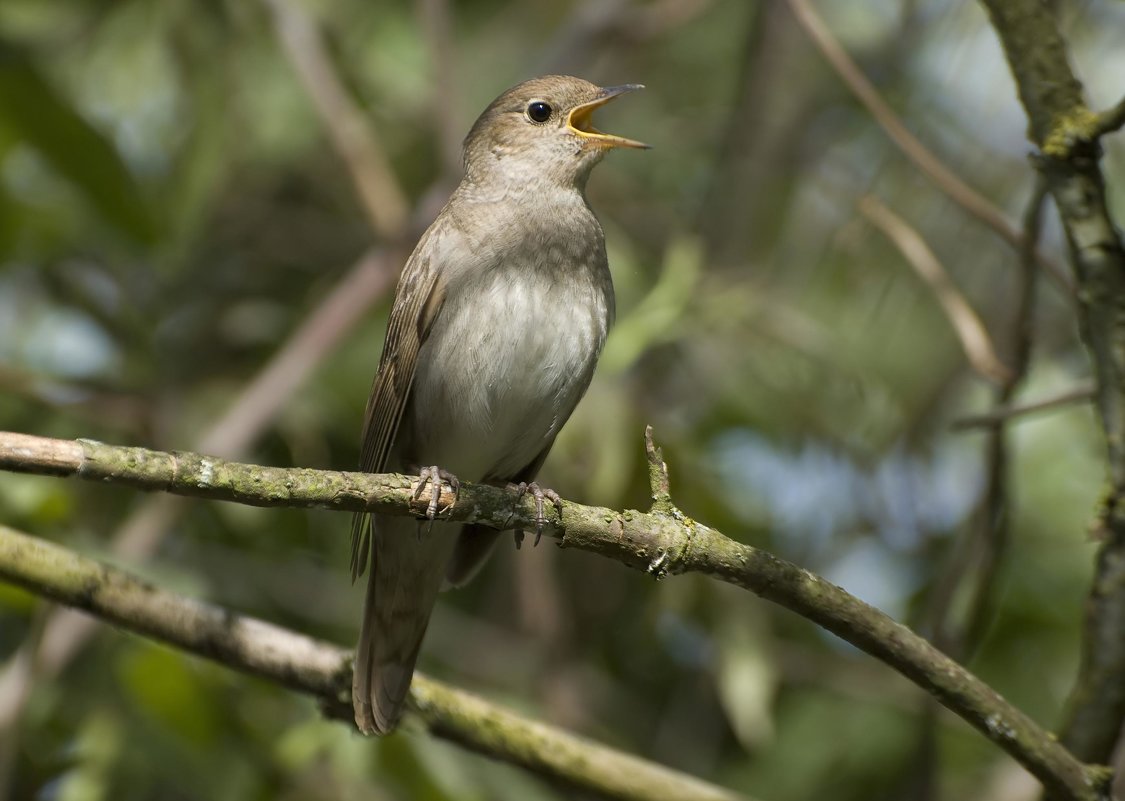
xmin=508 ymin=482 xmax=563 ymax=546
xmin=411 ymin=465 xmax=460 ymax=521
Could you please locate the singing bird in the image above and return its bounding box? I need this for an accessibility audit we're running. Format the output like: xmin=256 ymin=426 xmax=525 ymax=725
xmin=351 ymin=75 xmax=647 ymax=735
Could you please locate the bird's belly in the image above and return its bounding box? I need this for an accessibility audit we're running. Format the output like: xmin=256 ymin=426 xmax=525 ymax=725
xmin=406 ymin=271 xmax=607 ymax=481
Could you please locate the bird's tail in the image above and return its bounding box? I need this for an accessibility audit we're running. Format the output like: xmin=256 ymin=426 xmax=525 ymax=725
xmin=353 ymin=515 xmax=457 ymax=735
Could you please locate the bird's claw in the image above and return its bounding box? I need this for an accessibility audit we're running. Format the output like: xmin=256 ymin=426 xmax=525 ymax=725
xmin=413 ymin=465 xmax=460 ymax=521
xmin=509 ymin=482 xmax=563 ymax=547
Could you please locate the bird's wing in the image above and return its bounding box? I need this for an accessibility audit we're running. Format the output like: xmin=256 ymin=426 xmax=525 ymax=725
xmin=349 ymin=224 xmax=449 ymax=581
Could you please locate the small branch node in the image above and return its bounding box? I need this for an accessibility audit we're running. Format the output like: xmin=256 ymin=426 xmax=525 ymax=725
xmin=645 ymin=425 xmax=673 ymax=513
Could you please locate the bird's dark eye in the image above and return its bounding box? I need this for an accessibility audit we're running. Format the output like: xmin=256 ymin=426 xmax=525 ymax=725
xmin=526 ymin=101 xmax=553 ymax=123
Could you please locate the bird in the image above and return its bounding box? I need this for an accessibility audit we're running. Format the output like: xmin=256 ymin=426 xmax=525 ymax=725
xmin=350 ymin=75 xmax=647 ymax=735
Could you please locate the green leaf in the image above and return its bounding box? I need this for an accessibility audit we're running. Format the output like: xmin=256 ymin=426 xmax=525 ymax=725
xmin=0 ymin=44 xmax=156 ymax=243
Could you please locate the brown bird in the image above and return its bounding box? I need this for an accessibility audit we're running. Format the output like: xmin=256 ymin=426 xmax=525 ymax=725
xmin=351 ymin=75 xmax=647 ymax=735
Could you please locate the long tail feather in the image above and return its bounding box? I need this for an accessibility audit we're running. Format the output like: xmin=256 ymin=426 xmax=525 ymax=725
xmin=353 ymin=515 xmax=458 ymax=734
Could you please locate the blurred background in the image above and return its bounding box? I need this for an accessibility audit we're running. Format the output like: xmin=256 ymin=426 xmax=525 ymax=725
xmin=1 ymin=0 xmax=1123 ymax=799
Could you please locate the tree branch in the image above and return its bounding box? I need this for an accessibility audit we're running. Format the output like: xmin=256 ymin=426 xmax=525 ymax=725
xmin=950 ymin=384 xmax=1095 ymax=431
xmin=262 ymin=0 xmax=410 ymax=237
xmin=859 ymin=195 xmax=1013 ymax=386
xmin=0 ymin=431 xmax=1110 ymax=801
xmin=979 ymin=0 xmax=1125 ymax=775
xmin=0 ymin=523 xmax=750 ymax=801
xmin=1090 ymin=94 xmax=1125 ymax=141
xmin=783 ymin=0 xmax=1073 ymax=295
xmin=961 ymin=176 xmax=1045 ymax=658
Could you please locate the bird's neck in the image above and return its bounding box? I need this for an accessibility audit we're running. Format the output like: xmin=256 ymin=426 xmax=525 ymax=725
xmin=461 ymin=147 xmax=601 ymax=201
xmin=457 ymin=170 xmax=592 ymax=210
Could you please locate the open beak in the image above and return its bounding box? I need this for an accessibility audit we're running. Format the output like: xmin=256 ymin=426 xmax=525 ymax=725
xmin=567 ymin=84 xmax=650 ymax=150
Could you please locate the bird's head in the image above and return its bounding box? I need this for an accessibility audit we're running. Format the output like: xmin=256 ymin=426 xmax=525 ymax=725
xmin=462 ymin=75 xmax=647 ymax=191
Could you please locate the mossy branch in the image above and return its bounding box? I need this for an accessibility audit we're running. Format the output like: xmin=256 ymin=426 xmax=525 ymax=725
xmin=0 ymin=430 xmax=1111 ymax=800
xmin=980 ymin=0 xmax=1125 ymax=774
xmin=0 ymin=522 xmax=749 ymax=801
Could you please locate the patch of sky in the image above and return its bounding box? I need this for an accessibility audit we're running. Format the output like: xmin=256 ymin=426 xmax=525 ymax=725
xmin=0 ymin=273 xmax=119 ymax=379
xmin=711 ymin=429 xmax=983 ymax=615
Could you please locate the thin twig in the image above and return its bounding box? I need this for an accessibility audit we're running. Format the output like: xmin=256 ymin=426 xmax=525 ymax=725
xmin=0 ymin=524 xmax=752 ymax=801
xmin=961 ymin=177 xmax=1046 ymax=655
xmin=951 ymin=385 xmax=1095 ymax=430
xmin=859 ymin=195 xmax=1013 ymax=386
xmin=197 ymin=248 xmax=399 ymax=457
xmin=785 ymin=0 xmax=1073 ymax=294
xmin=0 ymin=431 xmax=1110 ymax=801
xmin=925 ymin=182 xmax=1049 ymax=659
xmin=262 ymin=0 xmax=410 ymax=237
xmin=907 ymin=185 xmax=1044 ymax=749
xmin=1090 ymin=94 xmax=1125 ymax=140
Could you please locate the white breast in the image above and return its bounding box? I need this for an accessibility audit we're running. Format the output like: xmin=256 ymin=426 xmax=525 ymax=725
xmin=405 ymin=203 xmax=612 ymax=481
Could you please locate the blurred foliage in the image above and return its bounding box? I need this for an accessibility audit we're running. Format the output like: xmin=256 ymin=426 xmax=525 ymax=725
xmin=1 ymin=0 xmax=1124 ymax=800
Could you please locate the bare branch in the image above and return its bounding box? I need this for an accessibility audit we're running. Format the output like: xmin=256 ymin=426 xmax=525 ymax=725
xmin=262 ymin=0 xmax=410 ymax=237
xmin=960 ymin=177 xmax=1046 ymax=656
xmin=0 ymin=524 xmax=752 ymax=801
xmin=785 ymin=0 xmax=1073 ymax=294
xmin=951 ymin=384 xmax=1095 ymax=431
xmin=920 ymin=182 xmax=1048 ymax=707
xmin=1090 ymin=94 xmax=1125 ymax=140
xmin=0 ymin=431 xmax=1110 ymax=801
xmin=859 ymin=195 xmax=1013 ymax=386
xmin=198 ymin=248 xmax=398 ymax=457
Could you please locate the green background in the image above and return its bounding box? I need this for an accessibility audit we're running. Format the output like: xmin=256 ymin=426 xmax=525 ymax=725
xmin=0 ymin=1 xmax=1122 ymax=799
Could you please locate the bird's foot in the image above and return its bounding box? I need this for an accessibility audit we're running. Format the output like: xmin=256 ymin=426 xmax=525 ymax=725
xmin=509 ymin=482 xmax=563 ymax=548
xmin=412 ymin=465 xmax=460 ymax=520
